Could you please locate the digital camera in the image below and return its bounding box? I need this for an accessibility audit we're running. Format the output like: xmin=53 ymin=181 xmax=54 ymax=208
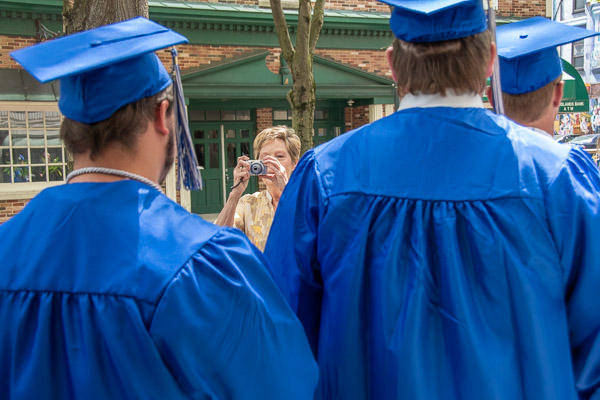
xmin=248 ymin=160 xmax=268 ymax=175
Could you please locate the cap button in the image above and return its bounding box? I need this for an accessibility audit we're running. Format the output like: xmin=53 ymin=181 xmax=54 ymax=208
xmin=519 ymin=34 xmax=528 ymax=39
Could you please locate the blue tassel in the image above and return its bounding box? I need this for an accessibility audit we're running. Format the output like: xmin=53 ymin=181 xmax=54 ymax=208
xmin=171 ymin=48 xmax=203 ymax=191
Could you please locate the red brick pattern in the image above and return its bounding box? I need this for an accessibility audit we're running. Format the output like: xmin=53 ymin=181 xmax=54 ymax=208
xmin=0 ymin=199 xmax=29 ymax=224
xmin=256 ymin=108 xmax=274 ymax=133
xmin=185 ymin=0 xmax=544 ymax=16
xmin=0 ymin=36 xmax=37 ymax=68
xmin=344 ymin=105 xmax=370 ymax=132
xmin=160 ymin=45 xmax=391 ymax=80
xmin=497 ymin=0 xmax=546 ymax=18
xmin=316 ymin=48 xmax=391 ymax=79
xmin=184 ymin=0 xmax=390 ymax=12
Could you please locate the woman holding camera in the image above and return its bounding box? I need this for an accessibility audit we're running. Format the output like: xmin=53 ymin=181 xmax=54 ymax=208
xmin=214 ymin=126 xmax=300 ymax=251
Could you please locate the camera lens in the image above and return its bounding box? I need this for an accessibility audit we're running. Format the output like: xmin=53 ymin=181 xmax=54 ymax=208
xmin=250 ymin=163 xmax=262 ymax=174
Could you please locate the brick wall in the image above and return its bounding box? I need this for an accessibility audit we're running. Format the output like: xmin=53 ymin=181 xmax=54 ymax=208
xmin=256 ymin=108 xmax=274 ymax=133
xmin=157 ymin=45 xmax=391 ymax=79
xmin=497 ymin=0 xmax=546 ymax=18
xmin=185 ymin=0 xmax=390 ymax=12
xmin=316 ymin=49 xmax=391 ymax=79
xmin=0 ymin=199 xmax=29 ymax=224
xmin=0 ymin=37 xmax=390 ymax=89
xmin=184 ymin=0 xmax=542 ymax=16
xmin=0 ymin=36 xmax=37 ymax=68
xmin=344 ymin=105 xmax=370 ymax=132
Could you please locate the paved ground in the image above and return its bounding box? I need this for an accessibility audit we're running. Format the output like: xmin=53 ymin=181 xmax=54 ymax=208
xmin=199 ymin=213 xmax=219 ymax=223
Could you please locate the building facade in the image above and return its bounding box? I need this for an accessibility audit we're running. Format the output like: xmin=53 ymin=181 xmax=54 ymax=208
xmin=0 ymin=0 xmax=551 ymax=221
xmin=554 ymin=0 xmax=600 ymax=134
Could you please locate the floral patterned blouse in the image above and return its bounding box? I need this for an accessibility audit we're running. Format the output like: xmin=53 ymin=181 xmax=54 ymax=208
xmin=234 ymin=190 xmax=274 ymax=251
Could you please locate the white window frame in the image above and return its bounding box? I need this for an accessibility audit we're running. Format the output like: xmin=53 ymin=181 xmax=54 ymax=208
xmin=573 ymin=0 xmax=586 ymax=13
xmin=0 ymin=102 xmax=65 ymax=200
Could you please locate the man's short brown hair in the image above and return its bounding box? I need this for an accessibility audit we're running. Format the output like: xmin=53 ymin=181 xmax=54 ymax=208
xmin=390 ymin=30 xmax=492 ymax=97
xmin=502 ymin=76 xmax=562 ymax=124
xmin=60 ymin=85 xmax=174 ymax=160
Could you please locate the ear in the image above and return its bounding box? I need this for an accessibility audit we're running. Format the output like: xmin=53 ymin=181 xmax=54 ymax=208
xmin=485 ymin=42 xmax=497 ymax=79
xmin=486 ymin=85 xmax=494 ymax=109
xmin=154 ymin=99 xmax=171 ymax=136
xmin=552 ymin=81 xmax=564 ymax=108
xmin=385 ymin=46 xmax=398 ymax=82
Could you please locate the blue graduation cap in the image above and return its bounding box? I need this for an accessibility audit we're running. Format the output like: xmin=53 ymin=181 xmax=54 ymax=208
xmin=497 ymin=17 xmax=599 ymax=95
xmin=375 ymin=0 xmax=487 ymax=42
xmin=10 ymin=17 xmax=188 ymax=124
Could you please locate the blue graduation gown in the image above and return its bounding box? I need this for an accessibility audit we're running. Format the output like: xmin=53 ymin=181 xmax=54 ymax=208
xmin=264 ymin=107 xmax=600 ymax=399
xmin=0 ymin=181 xmax=318 ymax=399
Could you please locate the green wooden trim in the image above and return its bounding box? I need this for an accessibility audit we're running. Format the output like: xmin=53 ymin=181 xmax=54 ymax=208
xmin=0 ymin=0 xmax=520 ymax=50
xmin=151 ymin=2 xmax=393 ymax=49
xmin=0 ymin=0 xmax=63 ymax=37
xmin=0 ymin=0 xmax=393 ymax=49
xmin=0 ymin=0 xmax=61 ymax=13
xmin=183 ymin=83 xmax=392 ymax=98
xmin=189 ymin=98 xmax=357 ymax=109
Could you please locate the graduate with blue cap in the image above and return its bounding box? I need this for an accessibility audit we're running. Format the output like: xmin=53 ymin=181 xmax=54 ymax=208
xmin=264 ymin=1 xmax=600 ymax=399
xmin=491 ymin=17 xmax=599 ymax=135
xmin=0 ymin=17 xmax=318 ymax=399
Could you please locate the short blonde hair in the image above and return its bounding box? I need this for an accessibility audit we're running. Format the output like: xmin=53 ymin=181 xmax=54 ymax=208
xmin=253 ymin=125 xmax=301 ymax=164
xmin=502 ymin=76 xmax=562 ymax=124
xmin=390 ymin=30 xmax=492 ymax=97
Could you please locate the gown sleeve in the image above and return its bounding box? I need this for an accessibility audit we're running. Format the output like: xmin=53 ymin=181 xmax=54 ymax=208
xmin=545 ymin=147 xmax=600 ymax=398
xmin=149 ymin=228 xmax=318 ymax=399
xmin=264 ymin=151 xmax=325 ymax=355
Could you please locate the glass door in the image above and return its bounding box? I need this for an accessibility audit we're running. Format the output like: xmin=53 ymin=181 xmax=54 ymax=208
xmin=189 ymin=120 xmax=256 ymax=215
xmin=223 ymin=124 xmax=257 ymax=199
xmin=190 ymin=123 xmax=223 ymax=214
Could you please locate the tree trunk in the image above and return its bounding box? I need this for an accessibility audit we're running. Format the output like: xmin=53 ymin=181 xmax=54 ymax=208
xmin=63 ymin=0 xmax=148 ymax=34
xmin=288 ymin=68 xmax=316 ymax=154
xmin=270 ymin=0 xmax=324 ymax=155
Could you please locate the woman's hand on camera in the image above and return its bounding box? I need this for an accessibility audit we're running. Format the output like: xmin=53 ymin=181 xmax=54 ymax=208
xmin=232 ymin=155 xmax=250 ymax=194
xmin=262 ymin=155 xmax=288 ymax=194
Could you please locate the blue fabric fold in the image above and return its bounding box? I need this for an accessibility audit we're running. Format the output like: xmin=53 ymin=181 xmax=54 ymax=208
xmin=0 ymin=181 xmax=318 ymax=399
xmin=265 ymin=107 xmax=600 ymax=399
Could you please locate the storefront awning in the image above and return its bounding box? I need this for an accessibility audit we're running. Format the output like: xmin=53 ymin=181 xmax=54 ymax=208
xmin=0 ymin=68 xmax=59 ymax=101
xmin=559 ymin=59 xmax=589 ymax=113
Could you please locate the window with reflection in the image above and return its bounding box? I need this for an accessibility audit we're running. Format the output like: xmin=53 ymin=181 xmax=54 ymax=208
xmin=573 ymin=36 xmax=585 ymax=71
xmin=241 ymin=142 xmax=250 ymax=157
xmin=273 ymin=110 xmax=293 ymax=120
xmin=0 ymin=109 xmax=68 ymax=184
xmin=209 ymin=143 xmax=220 ymax=168
xmin=222 ymin=110 xmax=235 ymax=121
xmin=226 ymin=143 xmax=237 ymax=168
xmin=189 ymin=109 xmax=252 ymax=121
xmin=195 ymin=144 xmax=205 ymax=168
xmin=315 ymin=109 xmax=329 ymax=120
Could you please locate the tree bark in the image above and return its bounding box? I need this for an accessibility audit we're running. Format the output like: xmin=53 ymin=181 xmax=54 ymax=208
xmin=270 ymin=0 xmax=325 ymax=155
xmin=63 ymin=0 xmax=148 ymax=34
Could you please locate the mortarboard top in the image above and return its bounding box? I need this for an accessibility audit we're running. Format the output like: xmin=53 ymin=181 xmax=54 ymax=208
xmin=497 ymin=17 xmax=599 ymax=95
xmin=10 ymin=17 xmax=188 ymax=124
xmin=376 ymin=0 xmax=487 ymax=43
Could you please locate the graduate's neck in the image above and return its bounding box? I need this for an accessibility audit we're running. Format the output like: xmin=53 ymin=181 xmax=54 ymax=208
xmin=515 ymin=105 xmax=556 ymax=137
xmin=72 ymin=123 xmax=169 ymax=183
xmin=70 ymin=130 xmax=164 ymax=185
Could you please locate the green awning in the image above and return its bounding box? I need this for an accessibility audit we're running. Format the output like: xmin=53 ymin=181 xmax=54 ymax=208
xmin=559 ymin=59 xmax=589 ymax=113
xmin=0 ymin=68 xmax=59 ymax=101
